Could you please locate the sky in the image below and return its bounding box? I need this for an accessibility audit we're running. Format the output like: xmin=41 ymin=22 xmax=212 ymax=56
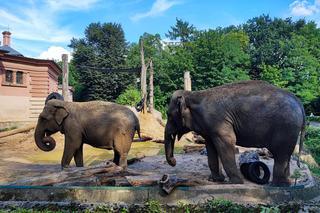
xmin=0 ymin=0 xmax=320 ymax=61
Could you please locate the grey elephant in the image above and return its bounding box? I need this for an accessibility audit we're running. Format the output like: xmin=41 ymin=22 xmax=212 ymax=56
xmin=164 ymin=80 xmax=305 ymax=186
xmin=34 ymin=99 xmax=140 ymax=169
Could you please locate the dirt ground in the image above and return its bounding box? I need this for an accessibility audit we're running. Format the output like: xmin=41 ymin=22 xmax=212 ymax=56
xmin=0 ymin=129 xmax=162 ymax=184
xmin=0 ymin=128 xmax=314 ymax=188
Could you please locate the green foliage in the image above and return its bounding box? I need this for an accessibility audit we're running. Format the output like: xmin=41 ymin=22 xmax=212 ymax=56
xmin=259 ymin=206 xmax=281 ymax=213
xmin=166 ymin=18 xmax=197 ymax=43
xmin=69 ymin=22 xmax=136 ymax=102
xmin=307 ymin=116 xmax=320 ymax=122
xmin=305 ymin=126 xmax=320 ymax=165
xmin=144 ymin=200 xmax=165 ymax=213
xmin=190 ymin=29 xmax=250 ymax=90
xmin=69 ymin=15 xmax=320 ymax=116
xmin=260 ymin=64 xmax=287 ymax=88
xmin=116 ymin=86 xmax=141 ymax=106
xmin=0 ymin=125 xmax=17 ymax=132
xmin=205 ymin=199 xmax=247 ymax=213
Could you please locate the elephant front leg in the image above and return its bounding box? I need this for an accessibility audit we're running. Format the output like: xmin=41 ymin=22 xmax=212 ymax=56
xmin=213 ymin=134 xmax=243 ymax=184
xmin=206 ymin=141 xmax=225 ymax=182
xmin=74 ymin=144 xmax=84 ymax=167
xmin=61 ymin=135 xmax=81 ymax=169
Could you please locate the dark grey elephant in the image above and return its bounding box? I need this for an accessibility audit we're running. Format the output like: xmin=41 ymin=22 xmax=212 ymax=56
xmin=164 ymin=80 xmax=306 ymax=186
xmin=34 ymin=99 xmax=140 ymax=169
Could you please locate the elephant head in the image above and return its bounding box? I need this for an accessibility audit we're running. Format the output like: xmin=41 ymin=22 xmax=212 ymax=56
xmin=165 ymin=90 xmax=192 ymax=167
xmin=34 ymin=99 xmax=69 ymax=151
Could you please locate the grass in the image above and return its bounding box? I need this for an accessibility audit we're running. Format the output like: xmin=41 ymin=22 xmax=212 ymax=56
xmin=0 ymin=199 xmax=303 ymax=212
xmin=0 ymin=126 xmax=17 ymax=132
xmin=158 ymin=146 xmax=184 ymax=155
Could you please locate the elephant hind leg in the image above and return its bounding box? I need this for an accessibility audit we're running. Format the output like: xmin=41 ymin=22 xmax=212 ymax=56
xmin=269 ymin=135 xmax=296 ymax=186
xmin=271 ymin=155 xmax=291 ymax=186
xmin=113 ymin=132 xmax=133 ymax=170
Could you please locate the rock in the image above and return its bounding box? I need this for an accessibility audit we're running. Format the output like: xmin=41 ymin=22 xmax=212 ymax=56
xmin=193 ymin=133 xmax=206 ymax=144
xmin=200 ymin=148 xmax=207 ymax=156
xmin=239 ymin=151 xmax=260 ymax=165
xmin=257 ymin=148 xmax=273 ymax=159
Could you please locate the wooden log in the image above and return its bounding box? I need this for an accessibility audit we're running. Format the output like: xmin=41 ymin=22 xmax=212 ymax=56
xmin=149 ymin=60 xmax=154 ymax=113
xmin=0 ymin=124 xmax=35 ymax=139
xmin=126 ymin=175 xmax=161 ymax=186
xmin=127 ymin=153 xmax=145 ymax=165
xmin=8 ymin=161 xmax=122 ymax=186
xmin=126 ymin=174 xmax=212 ymax=188
xmin=183 ymin=144 xmax=205 ymax=153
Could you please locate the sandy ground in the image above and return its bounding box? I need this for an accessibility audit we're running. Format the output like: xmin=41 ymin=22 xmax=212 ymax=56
xmin=0 ymin=128 xmax=193 ymax=184
xmin=0 ymin=127 xmax=314 ymax=187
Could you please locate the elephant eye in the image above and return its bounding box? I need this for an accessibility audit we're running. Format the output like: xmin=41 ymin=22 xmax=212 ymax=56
xmin=40 ymin=115 xmax=48 ymax=121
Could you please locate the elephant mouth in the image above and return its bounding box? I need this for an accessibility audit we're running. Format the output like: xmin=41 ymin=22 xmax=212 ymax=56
xmin=45 ymin=130 xmax=54 ymax=136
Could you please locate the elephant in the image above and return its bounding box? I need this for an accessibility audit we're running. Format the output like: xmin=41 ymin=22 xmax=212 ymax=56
xmin=34 ymin=99 xmax=140 ymax=169
xmin=164 ymin=80 xmax=306 ymax=186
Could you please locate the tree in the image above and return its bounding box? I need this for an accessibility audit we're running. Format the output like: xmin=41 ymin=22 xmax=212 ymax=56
xmin=191 ymin=30 xmax=250 ymax=90
xmin=166 ymin=18 xmax=196 ymax=43
xmin=243 ymin=15 xmax=295 ymax=79
xmin=69 ymin=22 xmax=136 ymax=101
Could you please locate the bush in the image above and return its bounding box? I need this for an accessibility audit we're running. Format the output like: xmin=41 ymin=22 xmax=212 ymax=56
xmin=305 ymin=126 xmax=320 ymax=166
xmin=307 ymin=116 xmax=320 ymax=123
xmin=116 ymin=86 xmax=141 ymax=106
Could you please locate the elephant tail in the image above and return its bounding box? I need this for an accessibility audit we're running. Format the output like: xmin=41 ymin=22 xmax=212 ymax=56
xmin=135 ymin=121 xmax=141 ymax=140
xmin=297 ymin=106 xmax=307 ymax=168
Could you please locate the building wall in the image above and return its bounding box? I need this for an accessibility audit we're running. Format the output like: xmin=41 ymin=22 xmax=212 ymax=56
xmin=0 ymin=59 xmax=60 ymax=123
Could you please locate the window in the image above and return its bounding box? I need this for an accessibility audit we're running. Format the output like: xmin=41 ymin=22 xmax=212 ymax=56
xmin=2 ymin=70 xmax=26 ymax=87
xmin=16 ymin=71 xmax=23 ymax=84
xmin=5 ymin=70 xmax=13 ymax=83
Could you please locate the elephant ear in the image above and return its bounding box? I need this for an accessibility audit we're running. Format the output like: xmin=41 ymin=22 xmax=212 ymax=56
xmin=55 ymin=108 xmax=69 ymax=125
xmin=49 ymin=100 xmax=69 ymax=125
xmin=177 ymin=96 xmax=191 ymax=128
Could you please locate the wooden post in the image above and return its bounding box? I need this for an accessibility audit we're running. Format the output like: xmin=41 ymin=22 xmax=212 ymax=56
xmin=62 ymin=54 xmax=69 ymax=101
xmin=184 ymin=71 xmax=191 ymax=91
xmin=140 ymin=39 xmax=147 ymax=113
xmin=149 ymin=60 xmax=154 ymax=113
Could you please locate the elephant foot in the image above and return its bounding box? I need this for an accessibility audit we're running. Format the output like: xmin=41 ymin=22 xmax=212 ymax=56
xmin=229 ymin=176 xmax=244 ymax=184
xmin=270 ymin=179 xmax=291 ymax=187
xmin=208 ymin=174 xmax=225 ymax=182
xmin=61 ymin=165 xmax=71 ymax=170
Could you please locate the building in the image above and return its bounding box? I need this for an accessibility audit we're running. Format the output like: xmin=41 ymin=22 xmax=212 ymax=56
xmin=0 ymin=31 xmax=62 ymax=126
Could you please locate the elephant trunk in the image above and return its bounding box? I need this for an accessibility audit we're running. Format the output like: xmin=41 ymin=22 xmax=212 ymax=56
xmin=164 ymin=124 xmax=176 ymax=167
xmin=34 ymin=122 xmax=56 ymax=152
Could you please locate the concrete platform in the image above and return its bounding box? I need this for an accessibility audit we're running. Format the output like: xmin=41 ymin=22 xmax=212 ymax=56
xmin=0 ymin=182 xmax=319 ymax=206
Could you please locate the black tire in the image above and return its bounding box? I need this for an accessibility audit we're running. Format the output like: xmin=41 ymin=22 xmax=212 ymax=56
xmin=248 ymin=161 xmax=270 ymax=185
xmin=240 ymin=163 xmax=250 ymax=180
xmin=45 ymin=92 xmax=64 ymax=104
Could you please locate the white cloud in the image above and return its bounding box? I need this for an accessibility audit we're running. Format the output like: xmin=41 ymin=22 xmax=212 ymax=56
xmin=290 ymin=0 xmax=319 ymax=16
xmin=131 ymin=0 xmax=180 ymax=21
xmin=0 ymin=7 xmax=73 ymax=43
xmin=46 ymin=0 xmax=101 ymax=11
xmin=38 ymin=46 xmax=72 ymax=62
xmin=0 ymin=0 xmax=101 ymax=45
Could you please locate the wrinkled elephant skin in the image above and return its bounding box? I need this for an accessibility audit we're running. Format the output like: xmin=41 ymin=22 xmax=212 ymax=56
xmin=35 ymin=100 xmax=140 ymax=169
xmin=164 ymin=80 xmax=306 ymax=186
